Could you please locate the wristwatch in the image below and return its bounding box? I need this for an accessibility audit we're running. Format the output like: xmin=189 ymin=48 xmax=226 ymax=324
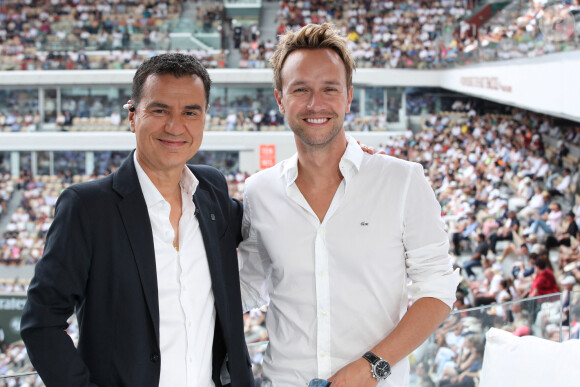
xmin=362 ymin=351 xmax=391 ymax=381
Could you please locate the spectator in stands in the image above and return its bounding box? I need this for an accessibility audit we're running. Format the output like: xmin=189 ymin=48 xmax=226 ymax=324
xmin=529 ymin=257 xmax=559 ymax=297
xmin=110 ymin=110 xmax=121 ymax=126
xmin=252 ymin=110 xmax=263 ymax=131
xmin=558 ymin=222 xmax=580 ymax=269
xmin=561 ymin=275 xmax=576 ymax=325
xmin=517 ymin=187 xmax=549 ymax=225
xmin=534 ymin=157 xmax=550 ymax=181
xmin=471 ymin=267 xmax=503 ymax=306
xmin=20 ymin=53 xmax=254 ymax=387
xmin=548 ymin=167 xmax=572 ymax=197
xmin=452 ymin=214 xmax=478 ymax=256
xmin=226 ymin=111 xmax=237 ymax=131
xmin=488 ymin=210 xmax=519 ymax=255
xmin=525 ymin=201 xmax=563 ymax=237
xmin=439 ymin=339 xmax=484 ymax=387
xmin=545 ymin=211 xmax=579 ymax=250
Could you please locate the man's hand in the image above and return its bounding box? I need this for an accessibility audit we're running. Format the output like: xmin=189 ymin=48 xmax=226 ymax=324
xmin=327 ymin=358 xmax=378 ymax=387
xmin=357 ymin=141 xmax=386 ymax=155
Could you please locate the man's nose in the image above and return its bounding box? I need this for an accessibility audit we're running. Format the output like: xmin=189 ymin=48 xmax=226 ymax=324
xmin=306 ymin=91 xmax=324 ymax=110
xmin=165 ymin=115 xmax=185 ymax=134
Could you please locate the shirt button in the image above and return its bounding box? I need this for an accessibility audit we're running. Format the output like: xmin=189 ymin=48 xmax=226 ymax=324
xmin=321 ymin=352 xmax=328 ymax=357
xmin=318 ymin=270 xmax=325 ymax=276
xmin=150 ymin=353 xmax=160 ymax=363
xmin=321 ymin=311 xmax=327 ymax=317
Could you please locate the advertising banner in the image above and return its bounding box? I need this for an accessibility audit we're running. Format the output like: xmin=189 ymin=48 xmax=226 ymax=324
xmin=0 ymin=294 xmax=27 ymax=345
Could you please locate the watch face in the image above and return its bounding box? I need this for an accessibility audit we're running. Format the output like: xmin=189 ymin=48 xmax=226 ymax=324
xmin=374 ymin=360 xmax=391 ymax=378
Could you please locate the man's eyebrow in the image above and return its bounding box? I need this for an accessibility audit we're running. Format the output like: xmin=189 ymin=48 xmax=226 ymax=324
xmin=144 ymin=102 xmax=169 ymax=109
xmin=144 ymin=102 xmax=203 ymax=111
xmin=183 ymin=104 xmax=204 ymax=111
xmin=287 ymin=80 xmax=343 ymax=87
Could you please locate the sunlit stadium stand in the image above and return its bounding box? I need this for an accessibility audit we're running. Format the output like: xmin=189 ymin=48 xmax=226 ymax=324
xmin=1 ymin=0 xmax=580 ymax=385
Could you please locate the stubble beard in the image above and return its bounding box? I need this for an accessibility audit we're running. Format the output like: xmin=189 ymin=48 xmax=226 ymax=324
xmin=288 ymin=113 xmax=344 ymax=149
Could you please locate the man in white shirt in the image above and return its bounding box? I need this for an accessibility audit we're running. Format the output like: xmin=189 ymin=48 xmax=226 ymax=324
xmin=549 ymin=167 xmax=571 ymax=197
xmin=239 ymin=23 xmax=460 ymax=386
xmin=518 ymin=187 xmax=549 ymax=225
xmin=21 ymin=53 xmax=254 ymax=387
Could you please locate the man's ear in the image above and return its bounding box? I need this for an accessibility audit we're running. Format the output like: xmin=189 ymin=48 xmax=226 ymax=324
xmin=274 ymin=89 xmax=285 ymax=114
xmin=345 ymin=86 xmax=353 ymax=114
xmin=129 ymin=111 xmax=135 ymax=133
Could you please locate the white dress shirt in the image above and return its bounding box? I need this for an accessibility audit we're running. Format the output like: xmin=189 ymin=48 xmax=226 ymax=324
xmin=134 ymin=154 xmax=215 ymax=387
xmin=528 ymin=193 xmax=545 ymax=210
xmin=238 ymin=136 xmax=460 ymax=386
xmin=556 ymin=174 xmax=571 ymax=193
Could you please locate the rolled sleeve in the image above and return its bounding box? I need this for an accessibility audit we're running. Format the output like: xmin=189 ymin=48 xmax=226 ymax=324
xmin=403 ymin=164 xmax=460 ymax=308
xmin=406 ymin=241 xmax=460 ymax=308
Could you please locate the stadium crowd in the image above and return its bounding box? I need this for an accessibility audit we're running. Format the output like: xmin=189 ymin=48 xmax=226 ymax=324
xmin=0 ymin=1 xmax=579 ymax=383
xmin=0 ymin=0 xmax=578 ymax=72
xmin=0 ymin=103 xmax=579 ymax=383
xmin=378 ymin=104 xmax=580 ymax=385
xmin=0 ymin=0 xmax=184 ymax=70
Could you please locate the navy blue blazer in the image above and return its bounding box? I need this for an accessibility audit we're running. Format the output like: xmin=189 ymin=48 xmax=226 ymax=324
xmin=21 ymin=153 xmax=254 ymax=387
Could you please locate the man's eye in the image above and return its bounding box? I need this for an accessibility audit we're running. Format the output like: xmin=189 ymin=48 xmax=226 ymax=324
xmin=152 ymin=109 xmax=165 ymax=114
xmin=185 ymin=111 xmax=199 ymax=117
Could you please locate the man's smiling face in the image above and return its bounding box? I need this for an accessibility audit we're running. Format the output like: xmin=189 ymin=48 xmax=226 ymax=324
xmin=130 ymin=73 xmax=207 ymax=177
xmin=275 ymin=48 xmax=353 ymax=149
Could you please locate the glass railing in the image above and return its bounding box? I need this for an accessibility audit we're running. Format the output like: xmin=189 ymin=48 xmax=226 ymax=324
xmin=371 ymin=0 xmax=579 ymax=70
xmin=245 ymin=292 xmax=580 ymax=385
xmin=0 ymin=372 xmax=42 ymax=385
xmin=2 ymin=292 xmax=578 ymax=385
xmin=469 ymin=0 xmax=579 ymax=64
xmin=224 ymin=0 xmax=262 ymax=4
xmin=408 ymin=293 xmax=566 ymax=386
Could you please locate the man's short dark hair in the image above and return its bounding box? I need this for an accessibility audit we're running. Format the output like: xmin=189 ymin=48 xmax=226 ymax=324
xmin=535 ymin=258 xmax=548 ymax=270
xmin=131 ymin=53 xmax=211 ymax=108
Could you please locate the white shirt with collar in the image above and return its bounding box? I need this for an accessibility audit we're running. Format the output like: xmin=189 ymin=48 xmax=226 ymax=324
xmin=134 ymin=154 xmax=215 ymax=387
xmin=556 ymin=174 xmax=571 ymax=193
xmin=536 ymin=162 xmax=549 ymax=179
xmin=238 ymin=136 xmax=459 ymax=386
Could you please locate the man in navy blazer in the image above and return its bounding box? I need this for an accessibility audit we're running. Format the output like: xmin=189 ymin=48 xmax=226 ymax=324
xmin=20 ymin=53 xmax=254 ymax=386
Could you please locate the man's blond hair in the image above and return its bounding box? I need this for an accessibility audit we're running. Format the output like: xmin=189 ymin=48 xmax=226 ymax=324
xmin=270 ymin=23 xmax=355 ymax=95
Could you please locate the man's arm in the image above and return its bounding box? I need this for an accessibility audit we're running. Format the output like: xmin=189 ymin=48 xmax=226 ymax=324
xmin=471 ymin=250 xmax=483 ymax=261
xmin=330 ymin=163 xmax=459 ymax=385
xmin=20 ymin=189 xmax=97 ymax=387
xmin=237 ymin=184 xmax=271 ymax=312
xmin=328 ymin=298 xmax=450 ymax=386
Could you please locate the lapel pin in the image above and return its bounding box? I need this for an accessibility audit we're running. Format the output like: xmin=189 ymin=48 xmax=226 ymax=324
xmin=210 ymin=214 xmax=216 ymax=221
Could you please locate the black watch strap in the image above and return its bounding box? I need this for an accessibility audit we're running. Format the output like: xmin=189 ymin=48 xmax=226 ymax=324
xmin=362 ymin=351 xmax=381 ymax=365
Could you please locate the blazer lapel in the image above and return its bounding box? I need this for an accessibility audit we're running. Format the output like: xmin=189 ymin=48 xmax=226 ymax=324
xmin=113 ymin=153 xmax=160 ymax=343
xmin=192 ymin=187 xmax=229 ymax=318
